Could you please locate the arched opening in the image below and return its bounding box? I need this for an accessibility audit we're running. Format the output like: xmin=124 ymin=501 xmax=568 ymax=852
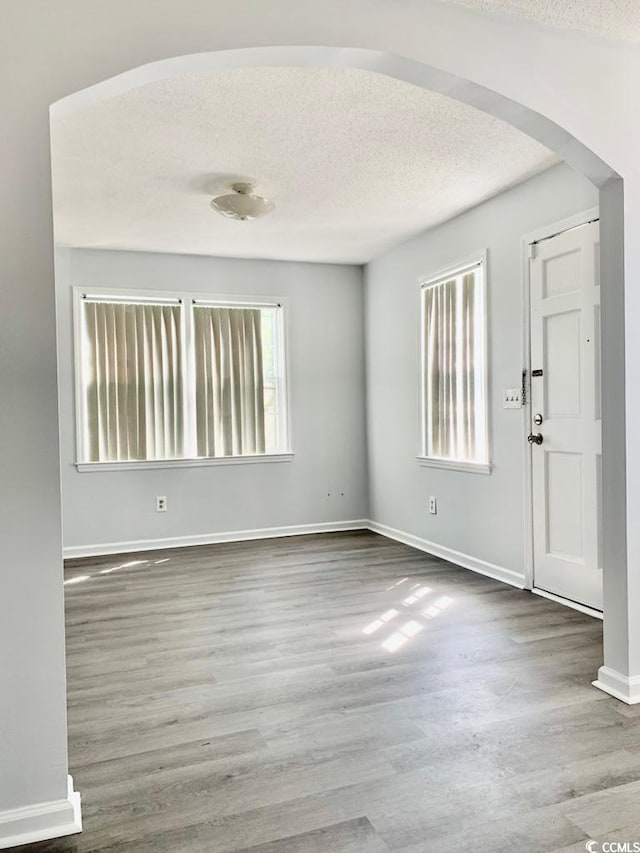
xmin=50 ymin=42 xmax=626 ymax=685
xmin=5 ymin=38 xmax=631 ymax=848
xmin=52 ymin=45 xmax=619 ymax=185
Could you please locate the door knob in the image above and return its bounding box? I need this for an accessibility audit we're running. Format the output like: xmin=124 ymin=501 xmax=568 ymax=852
xmin=527 ymin=433 xmax=543 ymax=445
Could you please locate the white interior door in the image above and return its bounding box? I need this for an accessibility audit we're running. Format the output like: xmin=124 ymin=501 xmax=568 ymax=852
xmin=529 ymin=220 xmax=603 ymax=610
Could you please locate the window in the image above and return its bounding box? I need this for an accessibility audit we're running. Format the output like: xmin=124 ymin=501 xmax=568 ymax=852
xmin=419 ymin=256 xmax=489 ymax=472
xmin=75 ymin=289 xmax=289 ymax=466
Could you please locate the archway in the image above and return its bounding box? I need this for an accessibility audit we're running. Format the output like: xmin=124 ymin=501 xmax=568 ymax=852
xmin=1 ymin=19 xmax=633 ymax=844
xmin=50 ymin=43 xmax=626 ymax=698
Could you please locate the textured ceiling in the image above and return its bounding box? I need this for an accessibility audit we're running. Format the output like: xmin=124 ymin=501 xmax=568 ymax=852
xmin=51 ymin=67 xmax=557 ymax=264
xmin=438 ymin=0 xmax=640 ymax=41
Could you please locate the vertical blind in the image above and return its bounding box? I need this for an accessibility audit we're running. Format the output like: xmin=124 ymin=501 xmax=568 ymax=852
xmin=193 ymin=306 xmax=266 ymax=457
xmin=82 ymin=301 xmax=184 ymax=462
xmin=78 ymin=294 xmax=286 ymax=463
xmin=423 ymin=268 xmax=482 ymax=462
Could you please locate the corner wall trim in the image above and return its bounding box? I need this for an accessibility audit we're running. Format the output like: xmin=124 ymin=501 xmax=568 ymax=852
xmin=593 ymin=666 xmax=640 ymax=705
xmin=367 ymin=521 xmax=526 ymax=589
xmin=0 ymin=776 xmax=81 ymax=849
xmin=63 ymin=520 xmax=370 ymax=559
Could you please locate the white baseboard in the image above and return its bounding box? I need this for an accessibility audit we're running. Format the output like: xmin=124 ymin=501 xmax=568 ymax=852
xmin=64 ymin=519 xmax=526 ymax=594
xmin=0 ymin=776 xmax=81 ymax=850
xmin=63 ymin=520 xmax=369 ymax=559
xmin=593 ymin=666 xmax=640 ymax=704
xmin=367 ymin=520 xmax=526 ymax=589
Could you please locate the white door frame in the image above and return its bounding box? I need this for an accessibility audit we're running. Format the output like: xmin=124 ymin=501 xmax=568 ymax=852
xmin=520 ymin=206 xmax=601 ymax=618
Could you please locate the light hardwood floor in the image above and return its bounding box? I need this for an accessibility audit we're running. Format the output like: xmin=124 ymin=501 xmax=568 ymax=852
xmin=16 ymin=531 xmax=640 ymax=852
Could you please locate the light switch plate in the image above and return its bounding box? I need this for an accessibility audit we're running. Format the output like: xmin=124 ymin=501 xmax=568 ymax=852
xmin=503 ymin=388 xmax=522 ymax=409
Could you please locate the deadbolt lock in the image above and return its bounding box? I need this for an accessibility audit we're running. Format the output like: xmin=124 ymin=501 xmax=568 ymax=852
xmin=533 ymin=413 xmax=543 ymax=426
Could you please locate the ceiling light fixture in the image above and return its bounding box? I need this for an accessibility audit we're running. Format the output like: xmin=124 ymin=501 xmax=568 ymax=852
xmin=209 ymin=182 xmax=274 ymax=221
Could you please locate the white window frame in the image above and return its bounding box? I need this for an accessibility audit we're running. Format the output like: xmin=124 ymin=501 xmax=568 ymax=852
xmin=73 ymin=286 xmax=293 ymax=471
xmin=416 ymin=251 xmax=491 ymax=475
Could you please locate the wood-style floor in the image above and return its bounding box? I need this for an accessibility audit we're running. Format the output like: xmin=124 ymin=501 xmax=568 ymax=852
xmin=18 ymin=531 xmax=640 ymax=852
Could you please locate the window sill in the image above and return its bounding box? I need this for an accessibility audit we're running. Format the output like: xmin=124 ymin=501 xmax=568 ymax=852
xmin=416 ymin=456 xmax=492 ymax=475
xmin=75 ymin=453 xmax=295 ymax=472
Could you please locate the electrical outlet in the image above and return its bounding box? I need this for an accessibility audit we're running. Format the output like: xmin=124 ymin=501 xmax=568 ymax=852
xmin=429 ymin=496 xmax=437 ymax=515
xmin=156 ymin=496 xmax=167 ymax=512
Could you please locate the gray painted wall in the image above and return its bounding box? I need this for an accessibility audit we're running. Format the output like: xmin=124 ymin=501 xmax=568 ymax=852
xmin=57 ymin=164 xmax=597 ymax=568
xmin=364 ymin=163 xmax=599 ymax=580
xmin=55 ymin=249 xmax=368 ymax=550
